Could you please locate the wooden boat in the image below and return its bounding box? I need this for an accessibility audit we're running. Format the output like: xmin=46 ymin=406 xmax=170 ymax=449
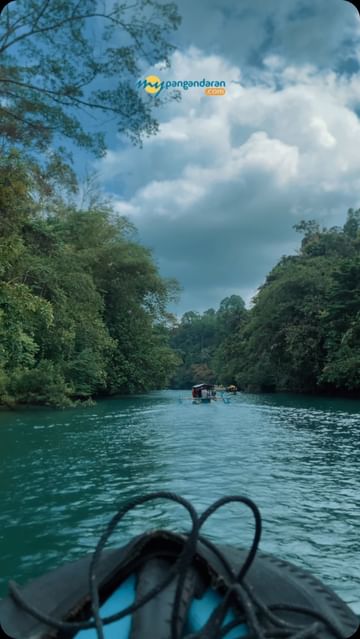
xmin=192 ymin=383 xmax=215 ymax=403
xmin=178 ymin=384 xmax=230 ymax=405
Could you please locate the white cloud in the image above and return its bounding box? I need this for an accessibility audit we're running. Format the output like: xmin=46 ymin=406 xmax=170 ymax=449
xmin=98 ymin=46 xmax=360 ymax=313
xmin=309 ymin=117 xmax=336 ymax=149
xmin=113 ymin=201 xmax=139 ymax=216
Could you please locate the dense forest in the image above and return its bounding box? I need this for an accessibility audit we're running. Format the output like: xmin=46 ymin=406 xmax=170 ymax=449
xmin=0 ymin=0 xmax=181 ymax=407
xmin=169 ymin=295 xmax=247 ymax=388
xmin=0 ymin=152 xmax=180 ymax=407
xmin=2 ymin=1 xmax=360 ymax=406
xmin=4 ymin=171 xmax=358 ymax=406
xmin=169 ymin=209 xmax=360 ymax=397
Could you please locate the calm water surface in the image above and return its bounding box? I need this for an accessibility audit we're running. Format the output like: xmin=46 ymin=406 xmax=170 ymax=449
xmin=0 ymin=390 xmax=359 ymax=611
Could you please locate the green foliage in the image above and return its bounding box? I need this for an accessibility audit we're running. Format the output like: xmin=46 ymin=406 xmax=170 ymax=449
xmin=234 ymin=209 xmax=360 ymax=395
xmin=0 ymin=0 xmax=184 ymax=407
xmin=0 ymin=0 xmax=180 ymax=157
xmin=233 ymin=258 xmax=331 ymax=392
xmin=319 ymin=256 xmax=360 ymax=390
xmin=170 ymin=209 xmax=360 ymax=397
xmin=9 ymin=361 xmax=74 ymax=407
xmin=213 ymin=295 xmax=247 ymax=384
xmin=0 ymin=155 xmax=179 ymax=407
xmin=169 ymin=296 xmax=246 ymax=388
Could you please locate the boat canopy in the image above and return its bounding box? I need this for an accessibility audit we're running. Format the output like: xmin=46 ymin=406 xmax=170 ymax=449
xmin=192 ymin=383 xmax=214 ymax=390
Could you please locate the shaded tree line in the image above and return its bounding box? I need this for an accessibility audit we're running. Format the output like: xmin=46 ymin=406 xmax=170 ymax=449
xmin=3 ymin=2 xmax=360 ymax=402
xmin=0 ymin=152 xmax=179 ymax=406
xmin=169 ymin=210 xmax=360 ymax=397
xmin=0 ymin=0 xmax=182 ymax=407
xmin=168 ymin=295 xmax=247 ymax=388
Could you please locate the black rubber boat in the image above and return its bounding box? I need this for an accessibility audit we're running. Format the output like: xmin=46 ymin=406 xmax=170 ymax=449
xmin=0 ymin=492 xmax=358 ymax=639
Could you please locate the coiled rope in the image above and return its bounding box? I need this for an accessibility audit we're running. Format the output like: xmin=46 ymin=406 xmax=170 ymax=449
xmin=8 ymin=491 xmax=345 ymax=639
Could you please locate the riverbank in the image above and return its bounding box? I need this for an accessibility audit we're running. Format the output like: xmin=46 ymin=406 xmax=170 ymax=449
xmin=3 ymin=384 xmax=360 ymax=410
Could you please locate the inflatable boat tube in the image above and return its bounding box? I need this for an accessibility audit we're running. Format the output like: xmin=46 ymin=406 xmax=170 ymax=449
xmin=0 ymin=529 xmax=358 ymax=639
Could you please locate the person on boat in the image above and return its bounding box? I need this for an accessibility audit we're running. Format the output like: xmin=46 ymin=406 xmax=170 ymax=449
xmin=201 ymin=387 xmax=208 ymax=399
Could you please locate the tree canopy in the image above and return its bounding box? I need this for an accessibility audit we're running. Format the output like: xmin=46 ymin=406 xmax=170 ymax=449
xmin=2 ymin=2 xmax=360 ymax=403
xmin=169 ymin=210 xmax=360 ymax=398
xmin=0 ymin=0 xmax=184 ymax=407
xmin=168 ymin=295 xmax=246 ymax=388
xmin=0 ymin=0 xmax=180 ymax=157
xmin=0 ymin=152 xmax=180 ymax=406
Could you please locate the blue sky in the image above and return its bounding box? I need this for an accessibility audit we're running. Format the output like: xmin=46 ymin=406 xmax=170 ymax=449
xmin=89 ymin=0 xmax=360 ymax=314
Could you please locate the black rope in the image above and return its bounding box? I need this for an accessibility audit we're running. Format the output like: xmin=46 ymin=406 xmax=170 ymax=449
xmin=9 ymin=491 xmax=199 ymax=634
xmin=8 ymin=492 xmax=347 ymax=639
xmin=87 ymin=492 xmax=199 ymax=639
xmin=198 ymin=495 xmax=262 ymax=582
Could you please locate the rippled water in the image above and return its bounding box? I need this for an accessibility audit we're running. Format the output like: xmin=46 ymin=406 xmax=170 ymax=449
xmin=1 ymin=390 xmax=359 ymax=612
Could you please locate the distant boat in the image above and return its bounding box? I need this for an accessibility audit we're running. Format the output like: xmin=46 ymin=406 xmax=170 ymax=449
xmin=226 ymin=384 xmax=237 ymax=394
xmin=178 ymin=384 xmax=230 ymax=405
xmin=192 ymin=383 xmax=216 ymax=404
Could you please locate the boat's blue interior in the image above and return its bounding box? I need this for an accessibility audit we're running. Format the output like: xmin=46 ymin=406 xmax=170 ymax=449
xmin=184 ymin=588 xmax=248 ymax=638
xmin=75 ymin=575 xmax=136 ymax=639
xmin=75 ymin=575 xmax=248 ymax=638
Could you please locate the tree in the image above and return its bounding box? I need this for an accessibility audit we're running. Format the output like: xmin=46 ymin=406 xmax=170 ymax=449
xmin=0 ymin=0 xmax=184 ymax=407
xmin=232 ymin=209 xmax=360 ymax=395
xmin=212 ymin=295 xmax=247 ymax=385
xmin=0 ymin=156 xmax=56 ymax=405
xmin=216 ymin=295 xmax=245 ymax=335
xmin=320 ymin=257 xmax=360 ymax=391
xmin=343 ymin=208 xmax=360 ymax=238
xmin=169 ymin=209 xmax=360 ymax=397
xmin=169 ymin=309 xmax=218 ymax=388
xmin=0 ymin=153 xmax=180 ymax=406
xmin=168 ymin=299 xmax=247 ymax=388
xmin=234 ymin=258 xmax=333 ymax=392
xmin=0 ymin=0 xmax=180 ymax=156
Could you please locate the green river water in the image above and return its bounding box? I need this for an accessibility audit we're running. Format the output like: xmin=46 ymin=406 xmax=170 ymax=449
xmin=0 ymin=390 xmax=359 ymax=613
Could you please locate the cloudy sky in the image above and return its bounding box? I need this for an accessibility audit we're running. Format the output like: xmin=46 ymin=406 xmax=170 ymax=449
xmin=96 ymin=0 xmax=360 ymax=315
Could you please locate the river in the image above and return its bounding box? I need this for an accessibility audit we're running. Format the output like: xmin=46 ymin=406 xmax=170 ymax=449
xmin=0 ymin=390 xmax=359 ymax=614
